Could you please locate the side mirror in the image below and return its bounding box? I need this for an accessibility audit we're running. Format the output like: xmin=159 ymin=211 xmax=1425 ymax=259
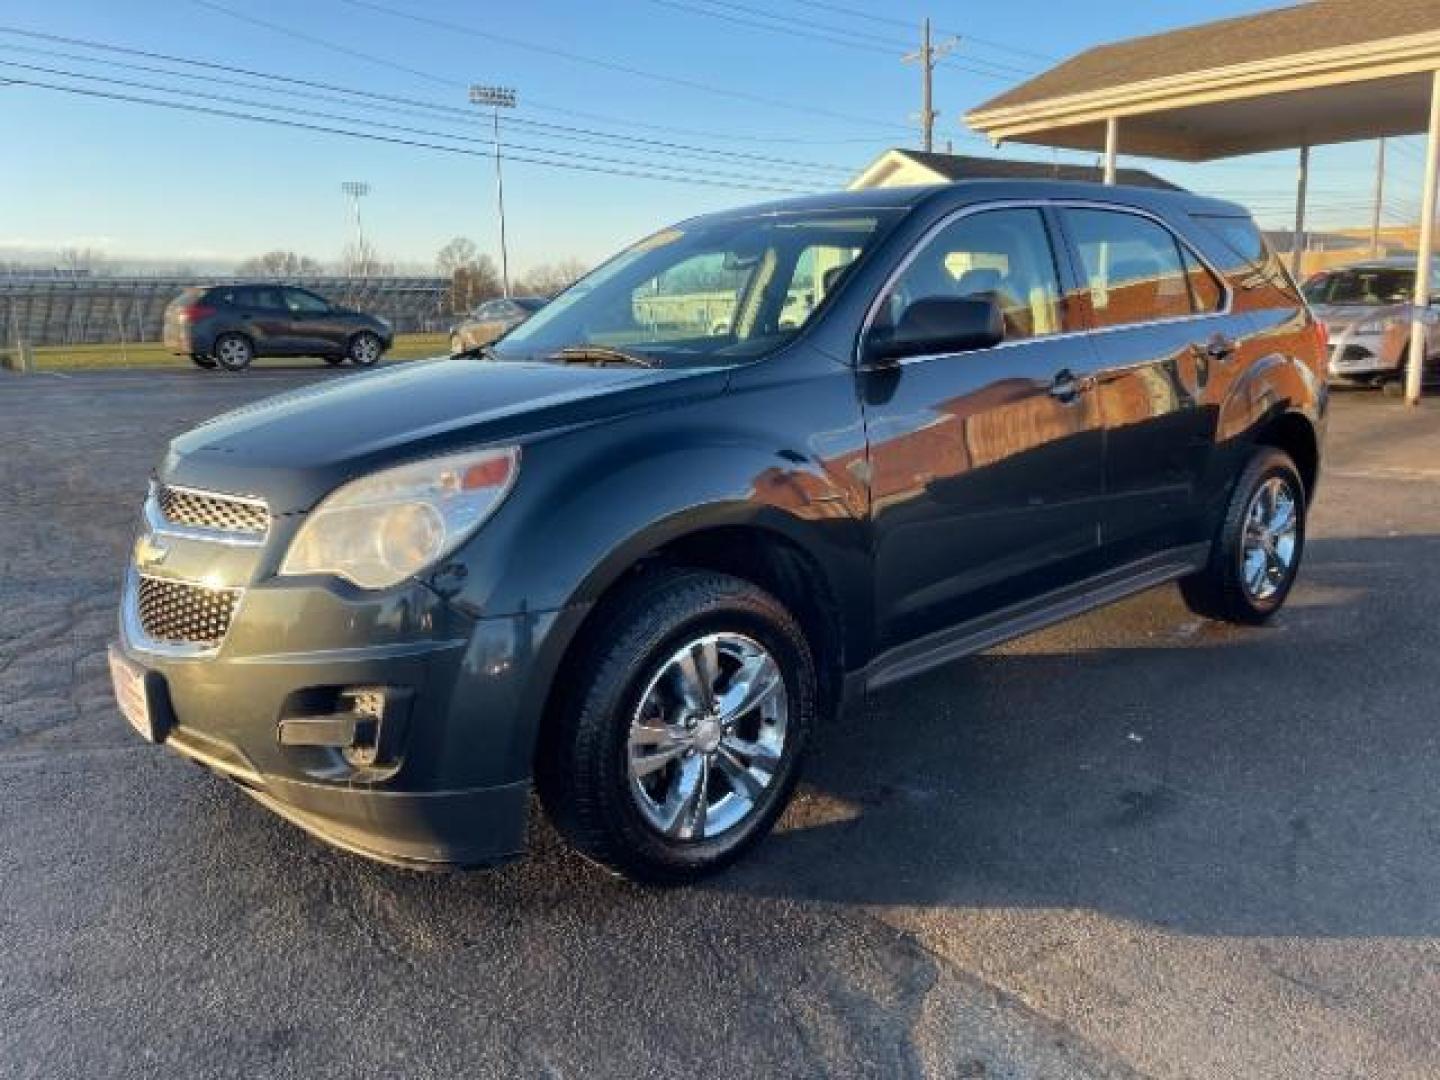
xmin=864 ymin=296 xmax=1004 ymax=364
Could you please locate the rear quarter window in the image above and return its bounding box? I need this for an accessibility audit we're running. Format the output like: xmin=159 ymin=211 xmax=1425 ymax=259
xmin=1191 ymin=214 xmax=1299 ymax=301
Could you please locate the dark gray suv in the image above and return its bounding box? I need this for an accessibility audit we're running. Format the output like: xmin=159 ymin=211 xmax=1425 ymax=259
xmin=114 ymin=181 xmax=1326 ymax=882
xmin=163 ymin=284 xmax=393 ymax=371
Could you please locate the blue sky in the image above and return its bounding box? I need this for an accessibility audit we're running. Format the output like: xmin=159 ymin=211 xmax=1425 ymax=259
xmin=1 ymin=0 xmax=1429 ymax=272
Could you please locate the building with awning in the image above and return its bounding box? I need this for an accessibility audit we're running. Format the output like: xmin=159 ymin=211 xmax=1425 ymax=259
xmin=966 ymin=0 xmax=1440 ymax=403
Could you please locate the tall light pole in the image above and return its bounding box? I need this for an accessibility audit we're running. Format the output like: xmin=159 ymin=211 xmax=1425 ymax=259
xmin=469 ymin=84 xmax=516 ymax=298
xmin=340 ymin=181 xmax=371 ymax=277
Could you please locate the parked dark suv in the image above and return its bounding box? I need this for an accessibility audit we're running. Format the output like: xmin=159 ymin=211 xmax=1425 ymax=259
xmin=163 ymin=284 xmax=394 ymax=371
xmin=113 ymin=181 xmax=1325 ymax=882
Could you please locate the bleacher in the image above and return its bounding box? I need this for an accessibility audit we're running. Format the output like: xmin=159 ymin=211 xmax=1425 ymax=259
xmin=0 ymin=274 xmax=450 ymax=347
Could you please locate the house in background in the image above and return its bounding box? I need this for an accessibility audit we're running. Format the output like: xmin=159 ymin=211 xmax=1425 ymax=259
xmin=849 ymin=149 xmax=1181 ymax=191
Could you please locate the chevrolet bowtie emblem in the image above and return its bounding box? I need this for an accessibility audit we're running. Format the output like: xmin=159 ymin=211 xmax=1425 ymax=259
xmin=133 ymin=533 xmax=170 ymax=569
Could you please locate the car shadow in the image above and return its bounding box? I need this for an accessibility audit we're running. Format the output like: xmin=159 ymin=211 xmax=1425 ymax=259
xmin=703 ymin=531 xmax=1440 ymax=937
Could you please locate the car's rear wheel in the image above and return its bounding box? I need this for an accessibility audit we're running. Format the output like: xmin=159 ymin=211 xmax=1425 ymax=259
xmin=1179 ymin=446 xmax=1306 ymax=625
xmin=536 ymin=568 xmax=815 ymax=883
xmin=190 ymin=353 xmax=217 ymax=370
xmin=212 ymin=333 xmax=254 ymax=372
xmin=347 ymin=331 xmax=383 ymax=366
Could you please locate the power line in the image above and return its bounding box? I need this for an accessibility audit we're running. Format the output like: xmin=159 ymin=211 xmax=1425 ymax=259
xmin=773 ymin=0 xmax=1060 ymax=64
xmin=3 ymin=76 xmax=821 ymax=195
xmin=0 ymin=58 xmax=841 ymax=189
xmin=205 ymin=0 xmax=914 ymax=135
xmin=0 ymin=29 xmax=859 ymax=175
xmin=638 ymin=0 xmax=1034 ymax=80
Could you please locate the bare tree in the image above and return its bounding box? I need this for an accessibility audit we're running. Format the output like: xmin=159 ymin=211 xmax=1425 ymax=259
xmin=236 ymin=250 xmax=324 ymax=276
xmin=340 ymin=239 xmax=393 ymax=278
xmin=435 ymin=237 xmax=502 ymax=312
xmin=516 ymin=258 xmax=589 ymax=297
xmin=435 ymin=236 xmax=481 ymax=277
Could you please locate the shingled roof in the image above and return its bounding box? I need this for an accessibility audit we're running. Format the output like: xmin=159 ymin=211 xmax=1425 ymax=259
xmin=965 ymin=0 xmax=1440 ymax=161
xmin=976 ymin=0 xmax=1440 ymax=114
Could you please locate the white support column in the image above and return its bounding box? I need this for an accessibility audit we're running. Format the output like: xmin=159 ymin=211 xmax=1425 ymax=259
xmin=1291 ymin=144 xmax=1310 ymax=281
xmin=1103 ymin=117 xmax=1118 ymax=185
xmin=1407 ymin=70 xmax=1440 ymax=406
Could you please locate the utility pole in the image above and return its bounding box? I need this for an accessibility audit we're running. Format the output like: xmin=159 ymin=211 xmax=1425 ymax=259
xmin=469 ymin=84 xmax=517 ymax=298
xmin=903 ymin=19 xmax=957 ymax=153
xmin=1371 ymin=137 xmax=1387 ymax=257
xmin=340 ymin=181 xmax=371 ymax=278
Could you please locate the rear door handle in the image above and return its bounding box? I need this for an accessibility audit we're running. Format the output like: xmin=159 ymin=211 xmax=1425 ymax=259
xmin=1049 ymin=369 xmax=1095 ymax=402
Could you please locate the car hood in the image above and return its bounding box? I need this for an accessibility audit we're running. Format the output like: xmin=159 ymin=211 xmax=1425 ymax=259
xmin=163 ymin=357 xmax=728 ymax=512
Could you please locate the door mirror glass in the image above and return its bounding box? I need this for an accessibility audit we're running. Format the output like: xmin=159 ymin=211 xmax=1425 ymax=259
xmin=865 ymin=296 xmax=1004 ymax=363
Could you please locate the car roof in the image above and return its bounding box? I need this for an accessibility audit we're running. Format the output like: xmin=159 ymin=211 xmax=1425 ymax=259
xmin=676 ymin=179 xmax=1248 ymax=229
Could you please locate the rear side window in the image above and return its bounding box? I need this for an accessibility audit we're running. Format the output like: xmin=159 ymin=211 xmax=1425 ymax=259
xmin=1064 ymin=209 xmax=1203 ymax=328
xmin=248 ymin=287 xmax=284 ymax=310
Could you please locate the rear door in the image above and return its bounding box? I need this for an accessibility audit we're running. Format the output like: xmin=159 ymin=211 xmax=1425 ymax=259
xmin=1058 ymin=206 xmax=1237 ymax=562
xmin=243 ymin=286 xmax=296 ymax=354
xmin=863 ymin=205 xmax=1106 ymax=651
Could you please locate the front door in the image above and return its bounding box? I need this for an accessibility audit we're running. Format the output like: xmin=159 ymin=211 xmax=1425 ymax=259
xmin=862 ymin=206 xmax=1105 ymax=652
xmin=282 ymin=288 xmax=343 ymax=354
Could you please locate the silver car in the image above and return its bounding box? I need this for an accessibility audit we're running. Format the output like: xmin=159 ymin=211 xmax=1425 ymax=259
xmin=1302 ymin=258 xmax=1440 ymax=386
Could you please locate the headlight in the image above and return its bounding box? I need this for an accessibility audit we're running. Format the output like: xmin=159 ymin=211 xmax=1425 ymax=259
xmin=1353 ymin=320 xmax=1389 ymax=335
xmin=280 ymin=447 xmax=519 ymax=589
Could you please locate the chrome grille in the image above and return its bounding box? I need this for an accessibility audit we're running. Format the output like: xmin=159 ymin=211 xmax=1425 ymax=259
xmin=157 ymin=485 xmax=269 ymax=537
xmin=135 ymin=575 xmax=240 ymax=648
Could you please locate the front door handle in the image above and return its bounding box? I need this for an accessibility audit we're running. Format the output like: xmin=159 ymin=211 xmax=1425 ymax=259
xmin=1049 ymin=369 xmax=1095 ymax=402
xmin=1196 ymin=334 xmax=1237 ymax=363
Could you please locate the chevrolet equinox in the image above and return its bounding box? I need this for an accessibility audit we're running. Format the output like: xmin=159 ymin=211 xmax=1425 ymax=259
xmin=111 ymin=181 xmax=1326 ymax=882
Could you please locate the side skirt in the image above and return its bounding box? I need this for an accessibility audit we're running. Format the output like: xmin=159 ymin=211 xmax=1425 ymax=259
xmin=862 ymin=544 xmax=1209 ymax=692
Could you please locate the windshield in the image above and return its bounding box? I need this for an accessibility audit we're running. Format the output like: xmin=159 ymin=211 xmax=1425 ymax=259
xmin=1303 ymin=267 xmax=1416 ymax=306
xmin=492 ymin=209 xmax=901 ymax=365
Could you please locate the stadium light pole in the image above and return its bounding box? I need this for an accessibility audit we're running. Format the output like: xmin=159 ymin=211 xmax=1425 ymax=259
xmin=341 ymin=181 xmax=371 ymax=278
xmin=469 ymin=84 xmax=516 ymax=298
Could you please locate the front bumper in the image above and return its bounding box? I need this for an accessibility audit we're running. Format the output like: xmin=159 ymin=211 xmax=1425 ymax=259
xmin=113 ymin=569 xmax=578 ymax=869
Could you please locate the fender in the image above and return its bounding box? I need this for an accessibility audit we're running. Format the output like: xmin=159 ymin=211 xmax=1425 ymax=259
xmin=1216 ymin=347 xmax=1324 ymax=446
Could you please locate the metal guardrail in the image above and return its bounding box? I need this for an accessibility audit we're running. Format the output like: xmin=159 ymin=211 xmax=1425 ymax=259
xmin=0 ymin=275 xmax=450 ymax=347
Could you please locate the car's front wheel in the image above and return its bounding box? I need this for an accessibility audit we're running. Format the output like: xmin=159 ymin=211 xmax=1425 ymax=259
xmin=1179 ymin=446 xmax=1306 ymax=624
xmin=347 ymin=331 xmax=383 ymax=366
xmin=212 ymin=333 xmax=254 ymax=372
xmin=537 ymin=569 xmax=815 ymax=883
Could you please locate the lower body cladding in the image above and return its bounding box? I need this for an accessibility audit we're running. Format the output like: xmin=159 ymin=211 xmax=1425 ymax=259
xmin=111 ymin=573 xmax=584 ymax=870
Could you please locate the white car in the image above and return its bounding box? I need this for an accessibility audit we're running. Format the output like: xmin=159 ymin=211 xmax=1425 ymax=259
xmin=1302 ymin=259 xmax=1440 ymax=387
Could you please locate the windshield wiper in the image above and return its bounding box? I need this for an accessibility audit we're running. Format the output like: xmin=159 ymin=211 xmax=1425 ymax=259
xmin=548 ymin=345 xmax=657 ymax=369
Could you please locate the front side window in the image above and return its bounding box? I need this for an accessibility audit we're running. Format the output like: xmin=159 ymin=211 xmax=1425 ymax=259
xmin=493 ymin=209 xmax=900 ymax=366
xmin=876 ymin=208 xmax=1064 ymax=342
xmin=1066 ymin=209 xmax=1209 ymax=328
xmin=248 ymin=287 xmax=284 ymax=311
xmin=284 ymin=289 xmax=329 ymax=314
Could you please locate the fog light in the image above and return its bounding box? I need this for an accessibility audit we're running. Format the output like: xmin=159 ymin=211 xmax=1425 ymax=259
xmin=277 ymin=685 xmax=412 ymax=770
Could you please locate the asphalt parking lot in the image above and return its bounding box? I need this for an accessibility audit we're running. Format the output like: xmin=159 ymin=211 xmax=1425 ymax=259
xmin=3 ymin=366 xmax=1439 ymax=1079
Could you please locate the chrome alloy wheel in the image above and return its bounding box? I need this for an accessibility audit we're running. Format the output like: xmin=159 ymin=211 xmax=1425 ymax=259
xmin=1240 ymin=475 xmax=1299 ymax=601
xmin=215 ymin=336 xmax=251 ymax=369
xmin=351 ymin=334 xmax=381 ymax=365
xmin=627 ymin=632 xmax=788 ymax=842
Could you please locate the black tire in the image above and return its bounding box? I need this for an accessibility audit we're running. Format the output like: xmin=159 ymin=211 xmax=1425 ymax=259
xmin=1179 ymin=446 xmax=1306 ymax=625
xmin=536 ymin=568 xmax=816 ymax=884
xmin=347 ymin=331 xmax=384 ymax=366
xmin=212 ymin=333 xmax=254 ymax=372
xmin=190 ymin=353 xmax=217 ymax=370
xmin=322 ymin=355 xmax=346 ymax=366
